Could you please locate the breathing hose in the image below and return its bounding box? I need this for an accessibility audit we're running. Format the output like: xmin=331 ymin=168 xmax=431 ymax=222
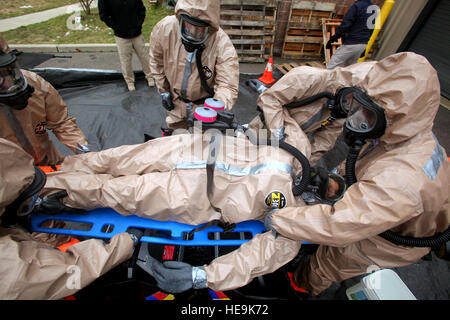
xmin=380 ymin=227 xmax=450 ymax=249
xmin=345 ymin=142 xmax=363 ymax=187
xmin=243 ymin=128 xmax=311 ymax=196
xmin=345 ymin=141 xmax=450 ymax=249
xmin=285 ymin=92 xmax=334 ymax=109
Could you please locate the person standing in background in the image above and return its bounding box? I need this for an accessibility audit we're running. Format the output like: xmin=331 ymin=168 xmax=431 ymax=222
xmin=98 ymin=0 xmax=154 ymax=91
xmin=326 ymin=0 xmax=375 ymax=70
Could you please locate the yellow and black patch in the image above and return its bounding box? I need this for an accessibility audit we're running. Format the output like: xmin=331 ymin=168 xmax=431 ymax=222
xmin=265 ymin=191 xmax=287 ymax=209
xmin=34 ymin=121 xmax=47 ymax=135
xmin=202 ymin=65 xmax=213 ymax=80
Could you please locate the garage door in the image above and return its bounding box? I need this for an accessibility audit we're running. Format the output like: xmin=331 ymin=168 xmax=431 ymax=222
xmin=407 ymin=0 xmax=450 ymax=98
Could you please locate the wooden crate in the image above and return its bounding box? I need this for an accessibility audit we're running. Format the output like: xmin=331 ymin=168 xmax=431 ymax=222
xmin=275 ymin=60 xmax=325 ymax=75
xmin=281 ymin=1 xmax=335 ymax=60
xmin=220 ymin=0 xmax=268 ymax=63
xmin=264 ymin=0 xmax=278 ymax=58
xmin=322 ymin=18 xmax=343 ymax=64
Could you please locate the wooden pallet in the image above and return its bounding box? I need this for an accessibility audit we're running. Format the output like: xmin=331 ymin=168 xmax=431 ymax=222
xmin=322 ymin=18 xmax=343 ymax=64
xmin=275 ymin=61 xmax=325 ymax=75
xmin=281 ymin=1 xmax=335 ymax=60
xmin=264 ymin=0 xmax=278 ymax=58
xmin=220 ymin=0 xmax=268 ymax=63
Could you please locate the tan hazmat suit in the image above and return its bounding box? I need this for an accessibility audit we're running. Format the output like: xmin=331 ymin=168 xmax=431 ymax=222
xmin=0 ymin=35 xmax=11 ymax=53
xmin=149 ymin=0 xmax=239 ymax=128
xmin=0 ymin=70 xmax=88 ymax=166
xmin=42 ymin=131 xmax=309 ymax=291
xmin=0 ymin=138 xmax=134 ymax=300
xmin=258 ymin=52 xmax=450 ymax=295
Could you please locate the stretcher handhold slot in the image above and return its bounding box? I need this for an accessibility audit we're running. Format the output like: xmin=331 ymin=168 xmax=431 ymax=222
xmin=31 ymin=207 xmax=267 ymax=246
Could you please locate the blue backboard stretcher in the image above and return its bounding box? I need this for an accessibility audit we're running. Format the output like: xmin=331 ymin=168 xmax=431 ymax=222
xmin=30 ymin=207 xmax=268 ymax=246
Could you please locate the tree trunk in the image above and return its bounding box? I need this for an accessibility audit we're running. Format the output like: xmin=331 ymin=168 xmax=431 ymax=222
xmin=79 ymin=0 xmax=93 ymax=15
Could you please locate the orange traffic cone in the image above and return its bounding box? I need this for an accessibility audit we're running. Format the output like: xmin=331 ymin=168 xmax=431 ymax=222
xmin=258 ymin=57 xmax=275 ymax=85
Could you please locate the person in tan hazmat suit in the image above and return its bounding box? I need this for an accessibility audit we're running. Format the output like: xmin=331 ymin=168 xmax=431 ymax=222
xmin=30 ymin=52 xmax=449 ymax=296
xmin=149 ymin=0 xmax=239 ymax=132
xmin=0 ymin=138 xmax=138 ymax=300
xmin=0 ymin=35 xmax=11 ymax=54
xmin=259 ymin=52 xmax=450 ymax=296
xmin=0 ymin=49 xmax=90 ymax=166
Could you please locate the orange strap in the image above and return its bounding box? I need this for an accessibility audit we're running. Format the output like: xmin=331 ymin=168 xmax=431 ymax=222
xmin=38 ymin=165 xmax=60 ymax=173
xmin=57 ymin=237 xmax=80 ymax=252
xmin=287 ymin=272 xmax=308 ymax=294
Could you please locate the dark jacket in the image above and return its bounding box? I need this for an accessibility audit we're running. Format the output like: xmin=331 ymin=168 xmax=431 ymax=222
xmin=98 ymin=0 xmax=146 ymax=39
xmin=335 ymin=0 xmax=374 ymax=45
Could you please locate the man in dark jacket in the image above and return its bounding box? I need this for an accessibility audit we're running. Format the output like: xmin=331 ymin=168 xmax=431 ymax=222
xmin=326 ymin=0 xmax=375 ymax=69
xmin=98 ymin=0 xmax=154 ymax=91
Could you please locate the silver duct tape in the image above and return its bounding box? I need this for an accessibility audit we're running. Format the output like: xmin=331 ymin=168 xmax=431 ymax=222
xmin=423 ymin=136 xmax=446 ymax=180
xmin=272 ymin=126 xmax=285 ymax=141
xmin=173 ymin=160 xmax=295 ymax=179
xmin=192 ymin=266 xmax=207 ymax=289
xmin=181 ymin=52 xmax=195 ymax=100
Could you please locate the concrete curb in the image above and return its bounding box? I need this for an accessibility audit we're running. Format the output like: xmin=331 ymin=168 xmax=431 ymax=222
xmin=0 ymin=2 xmax=99 ymax=32
xmin=10 ymin=43 xmax=126 ymax=53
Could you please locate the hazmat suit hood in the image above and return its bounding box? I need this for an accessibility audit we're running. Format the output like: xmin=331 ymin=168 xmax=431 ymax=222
xmin=259 ymin=52 xmax=440 ymax=156
xmin=357 ymin=52 xmax=441 ymax=146
xmin=175 ymin=0 xmax=221 ymax=32
xmin=0 ymin=139 xmax=36 ymax=216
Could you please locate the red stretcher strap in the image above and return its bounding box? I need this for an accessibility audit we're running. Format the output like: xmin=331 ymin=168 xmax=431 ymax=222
xmin=57 ymin=237 xmax=80 ymax=252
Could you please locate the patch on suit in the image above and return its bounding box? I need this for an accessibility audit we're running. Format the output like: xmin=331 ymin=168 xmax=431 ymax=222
xmin=202 ymin=65 xmax=213 ymax=80
xmin=265 ymin=191 xmax=286 ymax=209
xmin=34 ymin=121 xmax=47 ymax=135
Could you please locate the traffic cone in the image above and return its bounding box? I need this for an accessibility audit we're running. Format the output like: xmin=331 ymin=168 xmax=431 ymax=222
xmin=258 ymin=57 xmax=275 ymax=85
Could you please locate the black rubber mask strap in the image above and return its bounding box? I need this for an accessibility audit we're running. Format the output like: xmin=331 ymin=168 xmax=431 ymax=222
xmin=195 ymin=47 xmax=215 ymax=97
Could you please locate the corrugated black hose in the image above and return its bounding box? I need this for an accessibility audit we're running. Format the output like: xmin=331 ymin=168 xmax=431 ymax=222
xmin=243 ymin=128 xmax=311 ymax=196
xmin=345 ymin=141 xmax=450 ymax=249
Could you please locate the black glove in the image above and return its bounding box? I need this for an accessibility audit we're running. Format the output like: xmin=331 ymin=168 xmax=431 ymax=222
xmin=326 ymin=34 xmax=339 ymax=49
xmin=311 ymin=167 xmax=331 ymax=199
xmin=160 ymin=92 xmax=174 ymax=111
xmin=32 ymin=190 xmax=85 ymax=215
xmin=127 ymin=227 xmax=143 ymax=246
xmin=152 ymin=260 xmax=207 ymax=294
xmin=307 ymin=167 xmax=346 ymax=204
xmin=75 ymin=144 xmax=91 ymax=154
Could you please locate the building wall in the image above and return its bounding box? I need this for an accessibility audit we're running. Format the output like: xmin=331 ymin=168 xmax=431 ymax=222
xmin=374 ymin=0 xmax=428 ymax=59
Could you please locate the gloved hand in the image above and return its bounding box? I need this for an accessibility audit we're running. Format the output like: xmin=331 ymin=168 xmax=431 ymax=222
xmin=246 ymin=79 xmax=268 ymax=94
xmin=75 ymin=144 xmax=91 ymax=154
xmin=326 ymin=34 xmax=339 ymax=49
xmin=127 ymin=227 xmax=143 ymax=246
xmin=264 ymin=208 xmax=279 ymax=237
xmin=152 ymin=260 xmax=207 ymax=293
xmin=160 ymin=92 xmax=174 ymax=111
xmin=32 ymin=190 xmax=85 ymax=215
xmin=311 ymin=166 xmax=331 ymax=199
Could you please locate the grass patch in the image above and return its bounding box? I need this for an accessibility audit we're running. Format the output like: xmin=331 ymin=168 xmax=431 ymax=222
xmin=1 ymin=4 xmax=173 ymax=44
xmin=0 ymin=0 xmax=78 ymax=19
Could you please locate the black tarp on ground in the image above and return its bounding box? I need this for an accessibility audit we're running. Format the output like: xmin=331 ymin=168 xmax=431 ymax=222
xmin=16 ymin=52 xmax=55 ymax=69
xmin=31 ymin=68 xmax=262 ymax=154
xmin=29 ymin=68 xmax=450 ymax=300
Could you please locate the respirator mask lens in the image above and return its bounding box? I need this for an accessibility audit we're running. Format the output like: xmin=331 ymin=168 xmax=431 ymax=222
xmin=0 ymin=62 xmax=26 ymax=96
xmin=345 ymin=95 xmax=378 ymax=133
